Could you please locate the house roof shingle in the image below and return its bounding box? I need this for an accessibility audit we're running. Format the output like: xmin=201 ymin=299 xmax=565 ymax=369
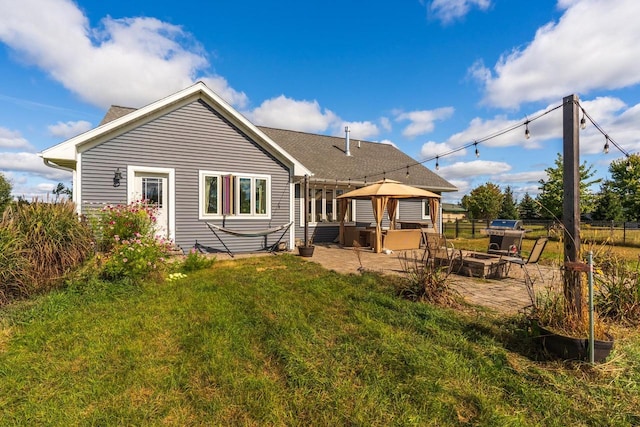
xmin=258 ymin=126 xmax=457 ymax=192
xmin=98 ymin=105 xmax=457 ymax=193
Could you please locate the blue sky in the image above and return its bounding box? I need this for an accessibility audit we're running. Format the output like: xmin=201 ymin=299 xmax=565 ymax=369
xmin=1 ymin=0 xmax=639 ymax=202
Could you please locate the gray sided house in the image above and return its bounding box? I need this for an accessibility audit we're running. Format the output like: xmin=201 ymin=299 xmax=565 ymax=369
xmin=40 ymin=82 xmax=457 ymax=254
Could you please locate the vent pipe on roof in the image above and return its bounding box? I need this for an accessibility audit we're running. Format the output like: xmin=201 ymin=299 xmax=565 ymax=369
xmin=345 ymin=126 xmax=351 ymax=156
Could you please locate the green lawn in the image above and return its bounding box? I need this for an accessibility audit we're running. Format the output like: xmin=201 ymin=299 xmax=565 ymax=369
xmin=1 ymin=255 xmax=639 ymax=425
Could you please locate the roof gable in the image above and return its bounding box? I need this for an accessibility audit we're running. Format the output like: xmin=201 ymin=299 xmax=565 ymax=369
xmin=40 ymin=82 xmax=311 ymax=176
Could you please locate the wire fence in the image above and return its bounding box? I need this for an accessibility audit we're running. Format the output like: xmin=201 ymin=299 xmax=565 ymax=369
xmin=443 ymin=219 xmax=640 ymax=247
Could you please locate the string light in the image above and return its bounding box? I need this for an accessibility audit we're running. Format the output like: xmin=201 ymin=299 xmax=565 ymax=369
xmin=626 ymin=157 xmax=632 ymax=172
xmin=604 ymin=136 xmax=610 ymax=154
xmin=337 ymin=99 xmax=631 ymax=185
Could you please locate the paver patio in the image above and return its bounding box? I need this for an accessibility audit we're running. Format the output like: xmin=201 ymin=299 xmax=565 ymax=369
xmin=298 ymin=244 xmax=561 ymax=315
xmin=211 ymin=243 xmax=560 ymax=315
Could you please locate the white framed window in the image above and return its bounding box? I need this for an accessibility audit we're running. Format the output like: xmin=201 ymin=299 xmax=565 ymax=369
xmin=236 ymin=174 xmax=270 ymax=217
xmin=199 ymin=171 xmax=270 ymax=219
xmin=301 ymin=185 xmax=354 ymax=225
xmin=422 ymin=199 xmax=431 ymax=220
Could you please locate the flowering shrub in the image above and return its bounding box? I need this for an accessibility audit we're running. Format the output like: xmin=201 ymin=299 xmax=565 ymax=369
xmin=90 ymin=201 xmax=174 ymax=283
xmin=93 ymin=201 xmax=157 ymax=252
xmin=181 ymin=248 xmax=215 ymax=272
xmin=101 ymin=233 xmax=172 ymax=282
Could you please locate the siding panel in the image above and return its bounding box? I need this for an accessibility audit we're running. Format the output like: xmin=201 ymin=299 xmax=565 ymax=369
xmin=81 ymin=100 xmax=292 ymax=254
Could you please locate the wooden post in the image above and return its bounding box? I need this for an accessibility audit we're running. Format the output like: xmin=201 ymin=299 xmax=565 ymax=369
xmin=563 ymin=94 xmax=583 ymax=318
xmin=304 ymin=175 xmax=309 ymax=246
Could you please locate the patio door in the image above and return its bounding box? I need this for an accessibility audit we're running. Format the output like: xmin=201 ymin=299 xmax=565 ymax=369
xmin=133 ymin=172 xmax=169 ymax=239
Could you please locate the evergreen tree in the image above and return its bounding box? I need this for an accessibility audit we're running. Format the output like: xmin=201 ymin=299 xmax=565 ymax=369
xmin=498 ymin=186 xmax=519 ymax=219
xmin=591 ymin=180 xmax=624 ymax=221
xmin=536 ymin=153 xmax=599 ymax=219
xmin=518 ymin=192 xmax=539 ymax=220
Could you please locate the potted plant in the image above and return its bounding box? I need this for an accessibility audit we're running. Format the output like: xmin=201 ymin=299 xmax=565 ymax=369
xmin=298 ymin=240 xmax=315 ymax=257
xmin=532 ymin=289 xmax=613 ymax=362
xmin=529 ymin=262 xmax=614 ymax=363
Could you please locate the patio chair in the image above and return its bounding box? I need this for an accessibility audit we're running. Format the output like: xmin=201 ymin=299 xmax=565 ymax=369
xmin=423 ymin=232 xmax=458 ymax=268
xmin=502 ymin=236 xmax=548 ymax=284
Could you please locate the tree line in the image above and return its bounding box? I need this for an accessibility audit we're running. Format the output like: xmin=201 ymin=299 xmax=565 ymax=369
xmin=461 ymin=153 xmax=640 ymax=222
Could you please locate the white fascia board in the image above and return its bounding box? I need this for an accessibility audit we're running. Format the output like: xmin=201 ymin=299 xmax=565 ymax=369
xmin=39 ymin=82 xmax=311 ymax=177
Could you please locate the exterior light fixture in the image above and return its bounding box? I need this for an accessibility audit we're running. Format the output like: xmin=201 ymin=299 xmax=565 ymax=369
xmin=580 ymin=114 xmax=587 ymax=130
xmin=604 ymin=136 xmax=610 ymax=154
xmin=406 ymin=165 xmax=410 ymax=178
xmin=524 ymin=121 xmax=531 ymax=139
xmin=435 ymin=156 xmax=440 ymax=171
xmin=113 ymin=167 xmax=123 ymax=187
xmin=474 ymin=142 xmax=479 ymax=158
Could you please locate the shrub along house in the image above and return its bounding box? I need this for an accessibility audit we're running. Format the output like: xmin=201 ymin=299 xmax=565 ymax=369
xmin=40 ymin=82 xmax=457 ymax=254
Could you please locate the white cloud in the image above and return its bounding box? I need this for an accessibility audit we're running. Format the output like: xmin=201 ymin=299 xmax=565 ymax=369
xmin=343 ymin=121 xmax=379 ymax=140
xmin=248 ymin=95 xmax=339 ymax=133
xmin=47 ymin=120 xmax=92 ymax=139
xmin=492 ymin=171 xmax=546 ymax=184
xmin=420 ymin=140 xmax=467 ymax=160
xmin=475 ymin=0 xmax=640 ymax=108
xmin=428 ymin=0 xmax=491 ymax=24
xmin=0 ymin=152 xmax=70 ymax=180
xmin=396 ymin=107 xmax=454 ymax=138
xmin=433 ymin=103 xmax=563 ymax=155
xmin=379 ymin=117 xmax=392 ymax=132
xmin=438 ymin=160 xmax=512 ymax=179
xmin=378 ymin=139 xmax=398 ymax=148
xmin=0 ymin=127 xmax=32 ymax=150
xmin=0 ymin=0 xmax=246 ymax=109
xmin=201 ymin=76 xmax=249 ymax=109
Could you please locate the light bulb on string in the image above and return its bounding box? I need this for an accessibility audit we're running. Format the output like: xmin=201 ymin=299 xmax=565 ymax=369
xmin=348 ymin=178 xmax=351 ymax=188
xmin=604 ymin=136 xmax=610 ymax=154
xmin=524 ymin=121 xmax=530 ymax=140
xmin=435 ymin=156 xmax=440 ymax=171
xmin=405 ymin=165 xmax=410 ymax=178
xmin=474 ymin=142 xmax=479 ymax=158
xmin=626 ymin=158 xmax=632 ymax=172
xmin=580 ymin=113 xmax=586 ymax=130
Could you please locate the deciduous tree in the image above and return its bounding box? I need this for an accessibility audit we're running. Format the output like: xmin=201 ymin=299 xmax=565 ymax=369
xmin=461 ymin=182 xmax=503 ymax=223
xmin=607 ymin=154 xmax=640 ymax=221
xmin=0 ymin=173 xmax=12 ymax=213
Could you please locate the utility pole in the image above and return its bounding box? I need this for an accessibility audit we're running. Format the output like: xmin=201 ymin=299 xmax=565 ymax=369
xmin=563 ymin=94 xmax=583 ymax=317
